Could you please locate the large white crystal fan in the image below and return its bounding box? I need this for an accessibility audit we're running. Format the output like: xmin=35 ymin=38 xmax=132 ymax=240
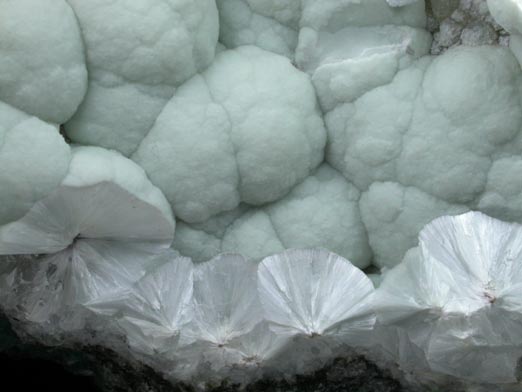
xmin=374 ymin=211 xmax=522 ymax=383
xmin=257 ymin=248 xmax=376 ymax=339
xmin=0 ymin=146 xmax=175 ymax=326
xmin=87 ymin=251 xmax=194 ymax=358
xmin=256 ymin=248 xmax=375 ymax=375
xmin=175 ymin=254 xmax=266 ymax=381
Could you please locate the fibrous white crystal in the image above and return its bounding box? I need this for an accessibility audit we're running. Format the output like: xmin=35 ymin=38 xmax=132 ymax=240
xmin=0 ymin=146 xmax=175 ymax=327
xmin=3 ymin=0 xmax=522 ymax=388
xmin=258 ymin=249 xmax=375 ymax=338
xmin=257 ymin=248 xmax=375 ymax=375
xmin=374 ymin=211 xmax=522 ymax=383
xmin=88 ymin=251 xmax=194 ymax=357
xmin=164 ymin=254 xmax=287 ymax=383
xmin=185 ymin=254 xmax=261 ymax=344
xmin=225 ymin=321 xmax=289 ymax=378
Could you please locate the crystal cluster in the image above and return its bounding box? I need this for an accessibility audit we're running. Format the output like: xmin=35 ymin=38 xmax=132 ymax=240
xmin=2 ymin=0 xmax=522 ymax=389
xmin=4 ymin=0 xmax=522 ymax=273
xmin=0 ymin=206 xmax=375 ymax=386
xmin=3 ymin=210 xmax=522 ymax=389
xmin=375 ymin=212 xmax=522 ymax=384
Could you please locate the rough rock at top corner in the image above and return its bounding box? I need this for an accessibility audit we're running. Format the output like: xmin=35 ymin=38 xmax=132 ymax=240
xmin=426 ymin=0 xmax=510 ymax=54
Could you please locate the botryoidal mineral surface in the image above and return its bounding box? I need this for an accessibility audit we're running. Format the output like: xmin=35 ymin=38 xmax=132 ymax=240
xmin=3 ymin=0 xmax=522 ymax=391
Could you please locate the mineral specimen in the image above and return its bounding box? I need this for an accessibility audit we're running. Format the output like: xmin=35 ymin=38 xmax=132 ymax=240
xmin=1 ymin=0 xmax=522 ymax=390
